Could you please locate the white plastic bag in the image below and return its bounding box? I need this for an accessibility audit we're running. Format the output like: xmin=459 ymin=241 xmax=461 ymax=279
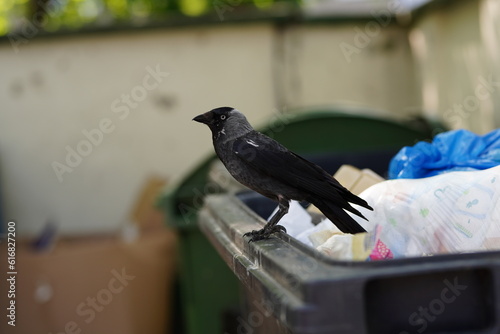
xmin=355 ymin=165 xmax=500 ymax=257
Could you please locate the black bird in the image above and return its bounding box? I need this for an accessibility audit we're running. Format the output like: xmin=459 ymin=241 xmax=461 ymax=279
xmin=193 ymin=107 xmax=373 ymax=242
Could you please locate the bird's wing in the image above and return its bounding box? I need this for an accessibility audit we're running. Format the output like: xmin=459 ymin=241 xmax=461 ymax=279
xmin=232 ymin=132 xmax=362 ymax=207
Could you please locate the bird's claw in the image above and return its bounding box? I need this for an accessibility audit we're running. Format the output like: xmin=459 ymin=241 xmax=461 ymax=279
xmin=243 ymin=225 xmax=287 ymax=242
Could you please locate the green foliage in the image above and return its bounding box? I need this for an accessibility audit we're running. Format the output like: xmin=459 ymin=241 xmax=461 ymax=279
xmin=0 ymin=0 xmax=301 ymax=36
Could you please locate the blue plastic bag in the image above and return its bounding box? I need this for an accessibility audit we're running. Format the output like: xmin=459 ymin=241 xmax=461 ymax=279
xmin=389 ymin=129 xmax=500 ymax=179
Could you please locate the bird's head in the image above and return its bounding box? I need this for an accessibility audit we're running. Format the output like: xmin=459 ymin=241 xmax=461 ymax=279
xmin=193 ymin=107 xmax=253 ymax=140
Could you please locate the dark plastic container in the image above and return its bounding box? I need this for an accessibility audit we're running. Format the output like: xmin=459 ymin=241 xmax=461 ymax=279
xmin=199 ymin=192 xmax=500 ymax=334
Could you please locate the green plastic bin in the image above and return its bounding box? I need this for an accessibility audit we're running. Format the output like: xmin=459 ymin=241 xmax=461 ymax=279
xmin=159 ymin=109 xmax=443 ymax=334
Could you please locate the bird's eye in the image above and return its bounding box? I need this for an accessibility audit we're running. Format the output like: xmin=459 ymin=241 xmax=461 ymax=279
xmin=220 ymin=115 xmax=226 ymax=120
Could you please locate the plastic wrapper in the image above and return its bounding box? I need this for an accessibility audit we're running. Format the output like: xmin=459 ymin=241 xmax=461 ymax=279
xmin=389 ymin=129 xmax=500 ymax=179
xmin=356 ymin=166 xmax=500 ymax=258
xmin=278 ymin=166 xmax=500 ymax=260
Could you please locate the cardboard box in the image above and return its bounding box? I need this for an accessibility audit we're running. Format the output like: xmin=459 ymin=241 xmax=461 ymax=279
xmin=0 ymin=230 xmax=177 ymax=334
xmin=334 ymin=165 xmax=384 ymax=195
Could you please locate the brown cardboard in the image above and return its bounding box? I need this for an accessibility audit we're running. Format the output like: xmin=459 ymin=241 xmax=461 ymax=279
xmin=131 ymin=176 xmax=168 ymax=231
xmin=332 ymin=165 xmax=361 ymax=190
xmin=350 ymin=168 xmax=385 ymax=195
xmin=0 ymin=230 xmax=177 ymax=334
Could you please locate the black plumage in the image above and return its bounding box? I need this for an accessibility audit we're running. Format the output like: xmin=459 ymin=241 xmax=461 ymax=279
xmin=193 ymin=107 xmax=373 ymax=241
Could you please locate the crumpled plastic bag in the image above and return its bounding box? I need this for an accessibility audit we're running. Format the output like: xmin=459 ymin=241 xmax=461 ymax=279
xmin=389 ymin=129 xmax=500 ymax=179
xmin=315 ymin=224 xmax=393 ymax=261
xmin=354 ymin=165 xmax=500 ymax=258
xmin=278 ymin=166 xmax=500 ymax=260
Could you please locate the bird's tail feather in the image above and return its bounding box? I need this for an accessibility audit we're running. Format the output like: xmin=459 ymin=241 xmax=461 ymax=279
xmin=312 ymin=199 xmax=367 ymax=234
xmin=338 ymin=188 xmax=373 ymax=212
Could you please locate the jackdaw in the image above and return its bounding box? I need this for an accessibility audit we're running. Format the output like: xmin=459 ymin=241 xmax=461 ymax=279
xmin=193 ymin=107 xmax=373 ymax=242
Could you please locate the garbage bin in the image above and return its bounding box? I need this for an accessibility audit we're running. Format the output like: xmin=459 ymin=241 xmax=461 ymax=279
xmin=159 ymin=109 xmax=442 ymax=334
xmin=199 ymin=192 xmax=499 ymax=334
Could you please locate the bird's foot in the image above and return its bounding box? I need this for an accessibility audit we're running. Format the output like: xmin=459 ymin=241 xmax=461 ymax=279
xmin=243 ymin=225 xmax=287 ymax=242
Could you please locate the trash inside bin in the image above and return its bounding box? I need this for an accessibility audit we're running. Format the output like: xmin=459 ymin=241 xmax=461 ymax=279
xmin=389 ymin=128 xmax=500 ymax=179
xmin=355 ymin=165 xmax=500 ymax=258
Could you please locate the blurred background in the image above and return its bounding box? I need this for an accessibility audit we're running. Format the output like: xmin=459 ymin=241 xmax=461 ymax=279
xmin=0 ymin=0 xmax=500 ymax=333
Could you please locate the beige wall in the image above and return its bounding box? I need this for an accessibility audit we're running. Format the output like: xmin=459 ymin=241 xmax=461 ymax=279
xmin=410 ymin=0 xmax=500 ymax=133
xmin=282 ymin=24 xmax=418 ymax=116
xmin=0 ymin=24 xmax=278 ymax=235
xmin=0 ymin=13 xmax=454 ymax=235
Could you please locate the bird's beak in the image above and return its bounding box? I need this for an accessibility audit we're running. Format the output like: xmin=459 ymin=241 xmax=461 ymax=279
xmin=192 ymin=112 xmax=213 ymax=125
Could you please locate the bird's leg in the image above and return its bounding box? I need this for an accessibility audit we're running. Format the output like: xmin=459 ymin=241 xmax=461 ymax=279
xmin=244 ymin=195 xmax=289 ymax=242
xmin=264 ymin=195 xmax=289 ymax=231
